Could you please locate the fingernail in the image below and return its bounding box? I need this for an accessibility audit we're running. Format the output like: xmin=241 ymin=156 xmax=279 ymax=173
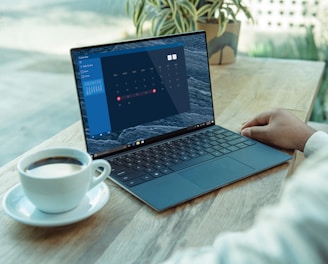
xmin=241 ymin=129 xmax=248 ymax=136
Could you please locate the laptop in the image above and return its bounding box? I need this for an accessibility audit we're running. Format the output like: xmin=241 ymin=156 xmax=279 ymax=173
xmin=70 ymin=31 xmax=291 ymax=212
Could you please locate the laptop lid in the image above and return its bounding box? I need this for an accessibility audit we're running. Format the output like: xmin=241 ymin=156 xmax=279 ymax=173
xmin=71 ymin=31 xmax=214 ymax=158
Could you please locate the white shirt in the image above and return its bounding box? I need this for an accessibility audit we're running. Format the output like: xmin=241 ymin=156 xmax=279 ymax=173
xmin=304 ymin=131 xmax=328 ymax=157
xmin=164 ymin=131 xmax=328 ymax=264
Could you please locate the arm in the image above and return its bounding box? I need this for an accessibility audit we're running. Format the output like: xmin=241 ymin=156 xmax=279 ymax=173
xmin=240 ymin=108 xmax=316 ymax=152
xmin=163 ymin=146 xmax=328 ymax=264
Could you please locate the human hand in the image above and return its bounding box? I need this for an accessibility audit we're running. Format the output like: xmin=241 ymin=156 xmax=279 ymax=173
xmin=240 ymin=108 xmax=316 ymax=152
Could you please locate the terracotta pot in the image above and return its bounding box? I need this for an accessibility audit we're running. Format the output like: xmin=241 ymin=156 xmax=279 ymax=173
xmin=197 ymin=21 xmax=241 ymax=65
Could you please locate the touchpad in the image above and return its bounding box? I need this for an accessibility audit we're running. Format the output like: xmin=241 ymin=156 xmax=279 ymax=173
xmin=179 ymin=157 xmax=254 ymax=190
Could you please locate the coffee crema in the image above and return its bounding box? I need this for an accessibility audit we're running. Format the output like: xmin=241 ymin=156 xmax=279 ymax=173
xmin=25 ymin=156 xmax=85 ymax=178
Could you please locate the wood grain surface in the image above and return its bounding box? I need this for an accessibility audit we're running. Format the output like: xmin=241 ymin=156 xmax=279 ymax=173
xmin=0 ymin=56 xmax=324 ymax=264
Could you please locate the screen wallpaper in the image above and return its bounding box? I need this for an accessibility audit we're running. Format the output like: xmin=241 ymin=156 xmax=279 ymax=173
xmin=71 ymin=31 xmax=214 ymax=157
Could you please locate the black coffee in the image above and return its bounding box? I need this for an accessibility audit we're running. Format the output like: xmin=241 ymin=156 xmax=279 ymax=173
xmin=25 ymin=156 xmax=85 ymax=178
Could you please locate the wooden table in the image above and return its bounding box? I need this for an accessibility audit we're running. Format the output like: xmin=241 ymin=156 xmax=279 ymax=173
xmin=0 ymin=56 xmax=324 ymax=263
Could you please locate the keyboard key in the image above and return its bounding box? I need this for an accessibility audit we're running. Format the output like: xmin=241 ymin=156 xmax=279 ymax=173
xmin=229 ymin=137 xmax=248 ymax=145
xmin=114 ymin=168 xmax=135 ymax=177
xmin=126 ymin=178 xmax=144 ymax=187
xmin=151 ymin=171 xmax=163 ymax=178
xmin=219 ymin=148 xmax=231 ymax=154
xmin=118 ymin=170 xmax=145 ymax=181
xmin=227 ymin=146 xmax=239 ymax=152
xmin=141 ymin=175 xmax=154 ymax=181
xmin=161 ymin=168 xmax=173 ymax=175
xmin=110 ymin=127 xmax=256 ymax=186
xmin=236 ymin=143 xmax=248 ymax=148
xmin=245 ymin=140 xmax=256 ymax=146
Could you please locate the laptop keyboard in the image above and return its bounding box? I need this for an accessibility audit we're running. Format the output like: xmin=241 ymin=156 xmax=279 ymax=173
xmin=106 ymin=127 xmax=256 ymax=187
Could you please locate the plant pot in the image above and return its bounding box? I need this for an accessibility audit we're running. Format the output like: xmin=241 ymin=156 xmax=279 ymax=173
xmin=197 ymin=20 xmax=241 ymax=65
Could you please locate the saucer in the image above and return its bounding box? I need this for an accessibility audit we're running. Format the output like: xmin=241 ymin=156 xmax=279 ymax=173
xmin=2 ymin=182 xmax=110 ymax=227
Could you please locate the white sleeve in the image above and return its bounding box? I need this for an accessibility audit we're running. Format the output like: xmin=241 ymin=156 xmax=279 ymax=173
xmin=163 ymin=147 xmax=328 ymax=264
xmin=304 ymin=131 xmax=328 ymax=157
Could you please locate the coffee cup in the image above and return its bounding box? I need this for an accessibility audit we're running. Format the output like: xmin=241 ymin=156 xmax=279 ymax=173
xmin=17 ymin=147 xmax=111 ymax=214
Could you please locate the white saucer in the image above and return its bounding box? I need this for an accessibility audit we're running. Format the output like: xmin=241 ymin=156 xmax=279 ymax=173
xmin=2 ymin=182 xmax=110 ymax=227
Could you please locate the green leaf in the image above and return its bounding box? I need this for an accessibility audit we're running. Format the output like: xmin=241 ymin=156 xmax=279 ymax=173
xmin=217 ymin=11 xmax=228 ymax=36
xmin=178 ymin=0 xmax=197 ymax=18
xmin=133 ymin=0 xmax=146 ymax=26
xmin=167 ymin=0 xmax=177 ymax=17
xmin=231 ymin=0 xmax=241 ymax=6
xmin=239 ymin=4 xmax=253 ymax=20
xmin=151 ymin=9 xmax=171 ymax=35
xmin=185 ymin=16 xmax=197 ymax=31
xmin=197 ymin=3 xmax=212 ymax=17
xmin=226 ymin=6 xmax=237 ymax=21
xmin=125 ymin=1 xmax=130 ymax=15
xmin=136 ymin=13 xmax=147 ymax=35
xmin=159 ymin=20 xmax=176 ymax=35
xmin=174 ymin=10 xmax=185 ymax=32
xmin=208 ymin=1 xmax=220 ymax=19
xmin=188 ymin=0 xmax=200 ymax=6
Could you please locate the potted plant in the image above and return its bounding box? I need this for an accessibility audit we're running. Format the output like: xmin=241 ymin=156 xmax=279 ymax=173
xmin=126 ymin=0 xmax=253 ymax=64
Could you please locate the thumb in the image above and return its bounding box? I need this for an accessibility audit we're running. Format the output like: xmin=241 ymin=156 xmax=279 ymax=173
xmin=241 ymin=126 xmax=268 ymax=141
xmin=241 ymin=127 xmax=252 ymax=137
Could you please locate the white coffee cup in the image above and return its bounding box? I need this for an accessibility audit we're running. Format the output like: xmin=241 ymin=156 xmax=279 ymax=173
xmin=17 ymin=147 xmax=111 ymax=214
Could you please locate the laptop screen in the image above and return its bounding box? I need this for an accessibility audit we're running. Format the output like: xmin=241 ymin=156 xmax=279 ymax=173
xmin=71 ymin=31 xmax=215 ymax=158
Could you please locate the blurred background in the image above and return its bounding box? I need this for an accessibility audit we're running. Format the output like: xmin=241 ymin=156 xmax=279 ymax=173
xmin=0 ymin=0 xmax=327 ymax=166
xmin=0 ymin=1 xmax=133 ymax=166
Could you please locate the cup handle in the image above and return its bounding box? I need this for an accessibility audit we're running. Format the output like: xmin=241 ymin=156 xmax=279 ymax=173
xmin=89 ymin=159 xmax=111 ymax=190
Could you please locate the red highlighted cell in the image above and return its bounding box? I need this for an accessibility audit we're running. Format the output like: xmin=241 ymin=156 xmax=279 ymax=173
xmin=116 ymin=88 xmax=157 ymax=102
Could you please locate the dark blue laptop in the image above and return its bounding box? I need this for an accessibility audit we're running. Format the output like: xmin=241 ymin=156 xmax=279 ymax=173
xmin=70 ymin=31 xmax=291 ymax=211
